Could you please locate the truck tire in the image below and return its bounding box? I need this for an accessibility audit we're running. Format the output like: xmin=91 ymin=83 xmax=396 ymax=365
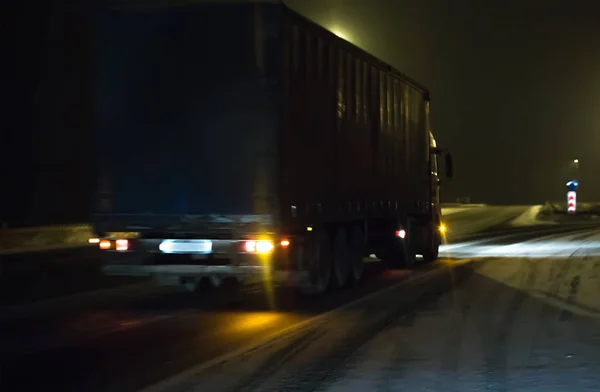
xmin=348 ymin=226 xmax=365 ymax=283
xmin=332 ymin=227 xmax=350 ymax=288
xmin=422 ymin=229 xmax=441 ymax=263
xmin=300 ymin=230 xmax=332 ymax=295
xmin=382 ymin=237 xmax=415 ymax=269
xmin=421 ymin=246 xmax=439 ymax=263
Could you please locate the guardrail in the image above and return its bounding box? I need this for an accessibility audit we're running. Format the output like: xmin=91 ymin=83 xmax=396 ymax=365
xmin=0 ymin=224 xmax=94 ymax=255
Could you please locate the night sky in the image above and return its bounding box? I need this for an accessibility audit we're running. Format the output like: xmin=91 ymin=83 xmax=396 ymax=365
xmin=287 ymin=0 xmax=600 ymax=204
xmin=3 ymin=0 xmax=600 ymax=226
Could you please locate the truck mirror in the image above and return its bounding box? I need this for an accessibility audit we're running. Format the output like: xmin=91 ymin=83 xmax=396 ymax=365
xmin=445 ymin=153 xmax=454 ymax=178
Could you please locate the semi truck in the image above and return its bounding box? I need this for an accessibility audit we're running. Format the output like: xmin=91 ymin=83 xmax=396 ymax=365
xmin=92 ymin=0 xmax=453 ymax=294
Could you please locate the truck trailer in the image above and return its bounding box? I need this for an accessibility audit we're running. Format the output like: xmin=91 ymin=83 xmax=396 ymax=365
xmin=92 ymin=0 xmax=453 ymax=294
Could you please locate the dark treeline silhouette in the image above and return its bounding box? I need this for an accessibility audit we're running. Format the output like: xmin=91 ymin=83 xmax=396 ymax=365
xmin=2 ymin=1 xmax=94 ymax=227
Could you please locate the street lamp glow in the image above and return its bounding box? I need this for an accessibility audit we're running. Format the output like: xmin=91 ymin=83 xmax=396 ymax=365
xmin=573 ymin=159 xmax=579 ymax=164
xmin=330 ymin=26 xmax=350 ymax=42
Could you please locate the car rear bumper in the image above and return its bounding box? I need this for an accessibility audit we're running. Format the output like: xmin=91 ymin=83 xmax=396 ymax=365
xmin=103 ymin=263 xmax=309 ymax=287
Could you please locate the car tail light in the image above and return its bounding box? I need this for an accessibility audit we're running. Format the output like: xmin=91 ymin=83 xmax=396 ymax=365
xmin=115 ymin=239 xmax=129 ymax=251
xmin=99 ymin=240 xmax=111 ymax=250
xmin=244 ymin=240 xmax=274 ymax=254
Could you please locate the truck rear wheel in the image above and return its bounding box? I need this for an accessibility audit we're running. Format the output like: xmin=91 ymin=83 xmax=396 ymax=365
xmin=332 ymin=228 xmax=350 ymax=288
xmin=422 ymin=228 xmax=441 ymax=263
xmin=421 ymin=246 xmax=439 ymax=263
xmin=348 ymin=226 xmax=365 ymax=283
xmin=382 ymin=237 xmax=415 ymax=269
xmin=300 ymin=230 xmax=332 ymax=295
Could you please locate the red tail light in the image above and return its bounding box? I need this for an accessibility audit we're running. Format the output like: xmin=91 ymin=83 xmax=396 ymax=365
xmin=395 ymin=230 xmax=406 ymax=239
xmin=115 ymin=239 xmax=129 ymax=251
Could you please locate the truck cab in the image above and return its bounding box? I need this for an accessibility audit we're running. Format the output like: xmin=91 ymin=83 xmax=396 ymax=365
xmin=430 ymin=130 xmax=453 ymax=238
xmin=430 ymin=131 xmax=442 ymax=219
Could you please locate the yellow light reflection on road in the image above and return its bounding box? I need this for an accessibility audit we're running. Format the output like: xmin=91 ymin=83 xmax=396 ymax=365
xmin=257 ymin=253 xmax=276 ymax=310
xmin=227 ymin=312 xmax=282 ymax=333
xmin=437 ymin=257 xmax=475 ymax=267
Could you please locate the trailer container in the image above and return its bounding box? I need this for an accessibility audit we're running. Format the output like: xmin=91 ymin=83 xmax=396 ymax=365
xmin=92 ymin=0 xmax=453 ymax=294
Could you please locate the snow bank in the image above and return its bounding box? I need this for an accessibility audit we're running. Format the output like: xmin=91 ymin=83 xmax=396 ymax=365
xmin=474 ymin=231 xmax=600 ymax=319
xmin=442 ymin=206 xmax=530 ymax=241
xmin=440 ymin=207 xmax=470 ymax=216
xmin=440 ymin=230 xmax=600 ymax=259
xmin=509 ymin=205 xmax=556 ymax=227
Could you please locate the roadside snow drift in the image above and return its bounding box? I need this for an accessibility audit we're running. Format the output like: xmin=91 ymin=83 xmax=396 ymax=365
xmin=510 ymin=205 xmax=556 ymax=227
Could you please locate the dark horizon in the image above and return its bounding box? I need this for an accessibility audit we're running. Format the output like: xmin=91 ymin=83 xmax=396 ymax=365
xmin=286 ymin=0 xmax=600 ymax=205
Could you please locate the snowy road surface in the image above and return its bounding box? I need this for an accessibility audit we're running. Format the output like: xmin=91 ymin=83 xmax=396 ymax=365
xmin=441 ymin=205 xmax=534 ymax=240
xmin=152 ymin=225 xmax=600 ymax=392
xmin=3 ymin=206 xmax=594 ymax=392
